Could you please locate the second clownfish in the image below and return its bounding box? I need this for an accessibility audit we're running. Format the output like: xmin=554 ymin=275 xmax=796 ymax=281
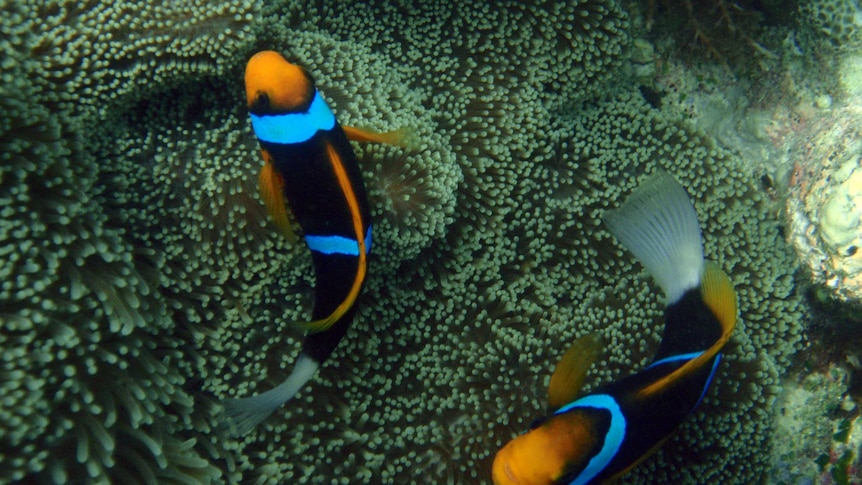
xmin=493 ymin=172 xmax=738 ymax=484
xmin=220 ymin=51 xmax=408 ymax=435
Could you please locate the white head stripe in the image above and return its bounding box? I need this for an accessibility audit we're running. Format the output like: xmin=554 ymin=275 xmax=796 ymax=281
xmin=250 ymin=90 xmax=336 ymax=145
xmin=555 ymin=394 xmax=626 ymax=485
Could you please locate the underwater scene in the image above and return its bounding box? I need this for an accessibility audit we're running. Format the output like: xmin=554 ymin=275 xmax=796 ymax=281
xmin=1 ymin=0 xmax=861 ymax=483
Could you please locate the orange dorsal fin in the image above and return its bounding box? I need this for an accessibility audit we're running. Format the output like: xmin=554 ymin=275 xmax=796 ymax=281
xmin=342 ymin=125 xmax=413 ymax=148
xmin=301 ymin=142 xmax=368 ymax=333
xmin=700 ymin=261 xmax=738 ymax=336
xmin=258 ymin=150 xmax=297 ymax=244
xmin=638 ymin=261 xmax=737 ymax=398
xmin=548 ymin=333 xmax=603 ymax=411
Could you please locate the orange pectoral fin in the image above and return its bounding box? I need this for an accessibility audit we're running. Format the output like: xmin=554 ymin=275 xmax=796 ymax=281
xmin=548 ymin=333 xmax=603 ymax=411
xmin=343 ymin=125 xmax=413 ymax=148
xmin=258 ymin=150 xmax=297 ymax=243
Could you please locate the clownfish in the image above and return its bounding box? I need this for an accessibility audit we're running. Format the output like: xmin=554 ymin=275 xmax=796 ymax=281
xmin=220 ymin=51 xmax=408 ymax=435
xmin=493 ymin=172 xmax=738 ymax=485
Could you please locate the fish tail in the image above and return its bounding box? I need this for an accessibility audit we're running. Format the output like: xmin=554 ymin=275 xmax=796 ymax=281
xmin=218 ymin=354 xmax=318 ymax=436
xmin=602 ymin=170 xmax=704 ymax=304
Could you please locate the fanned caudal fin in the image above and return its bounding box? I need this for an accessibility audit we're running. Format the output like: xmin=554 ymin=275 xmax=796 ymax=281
xmin=258 ymin=151 xmax=297 ymax=244
xmin=638 ymin=261 xmax=737 ymax=399
xmin=547 ymin=333 xmax=603 ymax=411
xmin=603 ymin=171 xmax=704 ymax=304
xmin=343 ymin=125 xmax=413 ymax=148
xmin=219 ymin=354 xmax=318 ymax=437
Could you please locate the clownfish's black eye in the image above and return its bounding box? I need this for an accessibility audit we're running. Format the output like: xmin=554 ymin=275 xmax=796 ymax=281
xmin=255 ymin=92 xmax=270 ymax=112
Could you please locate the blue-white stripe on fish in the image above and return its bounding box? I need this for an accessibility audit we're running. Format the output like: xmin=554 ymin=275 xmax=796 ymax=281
xmin=305 ymin=226 xmax=373 ymax=256
xmin=554 ymin=394 xmax=626 ymax=485
xmin=250 ymin=90 xmax=336 ymax=145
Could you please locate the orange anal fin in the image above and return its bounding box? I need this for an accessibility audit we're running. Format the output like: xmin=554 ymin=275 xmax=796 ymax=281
xmin=548 ymin=333 xmax=603 ymax=411
xmin=301 ymin=142 xmax=368 ymax=334
xmin=258 ymin=150 xmax=297 ymax=244
xmin=343 ymin=125 xmax=413 ymax=148
xmin=638 ymin=261 xmax=738 ymax=398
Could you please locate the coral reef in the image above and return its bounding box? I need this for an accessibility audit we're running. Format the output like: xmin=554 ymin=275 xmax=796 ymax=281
xmin=0 ymin=0 xmax=818 ymax=483
xmin=641 ymin=0 xmax=786 ymax=72
xmin=785 ymin=102 xmax=862 ymax=305
xmin=798 ymin=0 xmax=862 ymax=49
xmin=768 ymin=365 xmax=861 ymax=485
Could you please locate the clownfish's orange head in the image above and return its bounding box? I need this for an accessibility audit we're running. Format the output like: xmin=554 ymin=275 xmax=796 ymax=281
xmin=492 ymin=411 xmax=605 ymax=485
xmin=244 ymin=51 xmax=314 ymax=114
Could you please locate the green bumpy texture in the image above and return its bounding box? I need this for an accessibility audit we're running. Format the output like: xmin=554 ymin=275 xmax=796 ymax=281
xmin=0 ymin=0 xmax=806 ymax=483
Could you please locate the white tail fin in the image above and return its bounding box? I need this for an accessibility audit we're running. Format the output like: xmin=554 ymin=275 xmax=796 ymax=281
xmin=603 ymin=171 xmax=704 ymax=304
xmin=219 ymin=353 xmax=319 ymax=436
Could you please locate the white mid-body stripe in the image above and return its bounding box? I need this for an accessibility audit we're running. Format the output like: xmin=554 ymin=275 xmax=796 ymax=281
xmin=305 ymin=226 xmax=372 ymax=256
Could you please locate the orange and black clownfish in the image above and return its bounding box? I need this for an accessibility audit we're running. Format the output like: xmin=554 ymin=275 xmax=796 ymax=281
xmin=220 ymin=50 xmax=408 ymax=435
xmin=493 ymin=172 xmax=738 ymax=485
